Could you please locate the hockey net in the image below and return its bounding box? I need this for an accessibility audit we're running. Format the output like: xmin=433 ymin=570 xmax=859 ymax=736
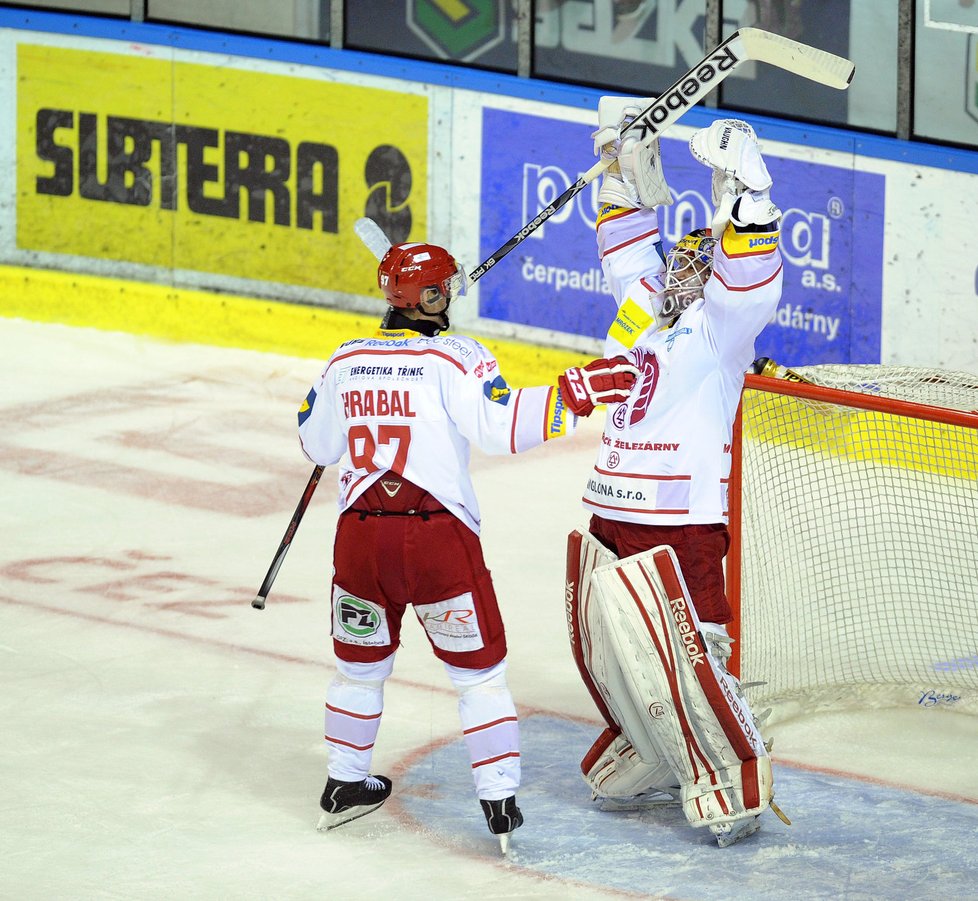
xmin=728 ymin=364 xmax=978 ymax=719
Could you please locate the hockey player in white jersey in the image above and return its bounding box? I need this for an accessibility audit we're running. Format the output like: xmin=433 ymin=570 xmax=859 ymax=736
xmin=564 ymin=101 xmax=785 ymax=847
xmin=298 ymin=237 xmax=636 ymax=852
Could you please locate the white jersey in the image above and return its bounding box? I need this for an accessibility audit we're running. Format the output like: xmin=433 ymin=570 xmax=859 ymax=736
xmin=584 ymin=206 xmax=783 ymax=526
xmin=298 ymin=327 xmax=575 ymax=534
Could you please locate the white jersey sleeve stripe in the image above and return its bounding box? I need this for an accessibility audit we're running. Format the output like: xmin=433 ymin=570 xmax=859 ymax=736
xmin=712 ymin=262 xmax=783 ymax=292
xmin=601 ymin=226 xmax=661 ymax=261
xmin=508 ymin=389 xmax=522 ymax=454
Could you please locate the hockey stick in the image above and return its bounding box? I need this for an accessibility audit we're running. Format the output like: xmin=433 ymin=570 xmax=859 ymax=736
xmin=255 ymin=30 xmax=853 ymax=610
xmin=253 ymin=212 xmax=506 ymax=611
xmin=253 ymin=222 xmax=395 ymax=610
xmin=466 ymin=27 xmax=854 ymax=284
xmin=252 ymin=464 xmax=324 ymax=609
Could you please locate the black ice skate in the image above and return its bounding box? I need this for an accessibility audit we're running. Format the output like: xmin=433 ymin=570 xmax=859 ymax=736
xmin=480 ymin=795 xmax=523 ymax=854
xmin=317 ymin=775 xmax=392 ymax=832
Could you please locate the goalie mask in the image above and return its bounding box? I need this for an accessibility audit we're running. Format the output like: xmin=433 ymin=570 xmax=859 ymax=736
xmin=661 ymin=229 xmax=716 ymax=322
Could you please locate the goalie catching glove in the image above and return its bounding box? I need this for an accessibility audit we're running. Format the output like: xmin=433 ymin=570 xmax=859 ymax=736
xmin=559 ymin=356 xmax=638 ymax=417
xmin=689 ymin=118 xmax=781 ymax=235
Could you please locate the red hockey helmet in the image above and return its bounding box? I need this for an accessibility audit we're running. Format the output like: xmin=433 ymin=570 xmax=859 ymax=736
xmin=377 ymin=242 xmax=467 ymax=309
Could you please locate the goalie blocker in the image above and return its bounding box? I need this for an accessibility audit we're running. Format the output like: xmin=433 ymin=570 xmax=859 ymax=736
xmin=566 ymin=530 xmax=774 ymax=838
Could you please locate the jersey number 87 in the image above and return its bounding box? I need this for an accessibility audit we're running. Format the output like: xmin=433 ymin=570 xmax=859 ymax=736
xmin=348 ymin=424 xmax=411 ymax=473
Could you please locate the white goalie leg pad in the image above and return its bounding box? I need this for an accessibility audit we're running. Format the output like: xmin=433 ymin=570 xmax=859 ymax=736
xmin=566 ymin=531 xmax=679 ymax=797
xmin=590 ymin=545 xmax=773 ymax=830
xmin=582 ymin=727 xmax=679 ymax=803
xmin=565 ymin=530 xmax=620 ymax=730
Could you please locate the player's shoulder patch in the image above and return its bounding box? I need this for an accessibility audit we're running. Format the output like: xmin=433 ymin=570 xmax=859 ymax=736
xmin=298 ymin=386 xmax=316 ymax=426
xmin=596 ymin=203 xmax=633 ymax=227
xmin=482 ymin=374 xmax=511 ymax=405
xmin=607 ymin=297 xmax=654 ymax=349
xmin=721 ymin=226 xmax=780 ymax=258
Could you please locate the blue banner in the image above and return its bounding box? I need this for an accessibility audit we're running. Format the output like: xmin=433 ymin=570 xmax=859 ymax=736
xmin=478 ymin=107 xmax=885 ymax=366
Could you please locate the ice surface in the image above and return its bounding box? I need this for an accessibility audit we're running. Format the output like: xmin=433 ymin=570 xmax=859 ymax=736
xmin=2 ymin=318 xmax=976 ymax=900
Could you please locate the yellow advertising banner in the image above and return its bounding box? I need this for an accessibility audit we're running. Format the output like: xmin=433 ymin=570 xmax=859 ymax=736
xmin=16 ymin=44 xmax=428 ymax=296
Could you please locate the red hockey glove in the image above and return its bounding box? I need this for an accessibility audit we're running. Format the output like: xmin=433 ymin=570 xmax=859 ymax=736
xmin=558 ymin=356 xmax=638 ymax=417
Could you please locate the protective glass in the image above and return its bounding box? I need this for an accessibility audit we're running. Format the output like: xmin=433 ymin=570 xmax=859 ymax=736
xmin=444 ymin=267 xmax=468 ymax=300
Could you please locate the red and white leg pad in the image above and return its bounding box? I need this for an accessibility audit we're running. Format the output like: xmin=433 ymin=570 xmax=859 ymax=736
xmin=582 ymin=727 xmax=679 ymax=803
xmin=588 ymin=543 xmax=773 ymax=830
xmin=566 ymin=530 xmax=679 ymax=800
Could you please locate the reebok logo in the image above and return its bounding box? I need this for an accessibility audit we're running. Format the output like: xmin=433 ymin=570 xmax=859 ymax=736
xmin=668 ymin=594 xmax=707 ymax=667
xmin=628 ymin=43 xmax=740 ymax=142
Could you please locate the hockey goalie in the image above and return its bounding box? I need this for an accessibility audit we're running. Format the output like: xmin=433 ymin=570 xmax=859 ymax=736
xmin=561 ymin=100 xmax=788 ymax=848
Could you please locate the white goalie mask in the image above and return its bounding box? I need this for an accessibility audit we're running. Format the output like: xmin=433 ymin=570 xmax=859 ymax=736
xmin=661 ymin=229 xmax=716 ymax=322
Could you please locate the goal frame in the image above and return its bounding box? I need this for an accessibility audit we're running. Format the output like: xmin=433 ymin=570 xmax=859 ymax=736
xmin=727 ymin=372 xmax=978 ymax=680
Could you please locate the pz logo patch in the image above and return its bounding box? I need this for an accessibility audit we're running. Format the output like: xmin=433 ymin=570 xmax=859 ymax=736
xmin=337 ymin=597 xmax=381 ymax=637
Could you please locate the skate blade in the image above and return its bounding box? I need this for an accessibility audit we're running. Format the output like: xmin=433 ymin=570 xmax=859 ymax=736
xmin=712 ymin=817 xmax=760 ymax=848
xmin=316 ymin=800 xmax=386 ymax=832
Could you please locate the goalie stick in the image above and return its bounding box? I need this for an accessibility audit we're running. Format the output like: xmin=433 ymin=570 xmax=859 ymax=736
xmin=255 ymin=30 xmax=853 ymax=609
xmin=466 ymin=27 xmax=854 ymax=284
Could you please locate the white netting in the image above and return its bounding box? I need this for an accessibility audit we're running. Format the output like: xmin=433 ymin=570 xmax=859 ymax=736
xmin=737 ymin=365 xmax=978 ymax=721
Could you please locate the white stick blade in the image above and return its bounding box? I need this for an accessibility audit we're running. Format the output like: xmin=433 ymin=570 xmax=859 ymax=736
xmin=354 ymin=217 xmax=393 ymax=261
xmin=738 ymin=27 xmax=855 ymax=89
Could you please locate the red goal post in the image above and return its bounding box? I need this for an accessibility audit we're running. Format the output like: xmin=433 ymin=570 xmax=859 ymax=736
xmin=728 ymin=364 xmax=978 ymax=718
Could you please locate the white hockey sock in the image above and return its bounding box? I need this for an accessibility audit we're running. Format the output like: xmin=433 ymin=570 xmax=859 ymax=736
xmin=446 ymin=660 xmax=520 ymax=801
xmin=325 ymin=655 xmax=394 ymax=782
